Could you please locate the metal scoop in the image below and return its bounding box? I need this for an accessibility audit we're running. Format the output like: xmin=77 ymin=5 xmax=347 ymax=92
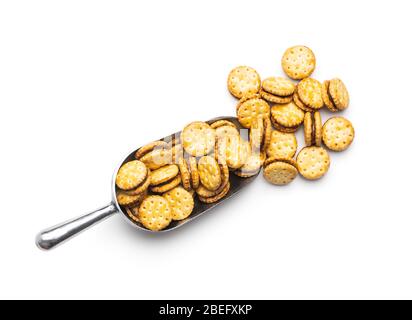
xmin=36 ymin=117 xmax=259 ymax=250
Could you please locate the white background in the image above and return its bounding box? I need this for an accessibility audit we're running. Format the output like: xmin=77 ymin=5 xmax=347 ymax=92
xmin=1 ymin=0 xmax=411 ymax=300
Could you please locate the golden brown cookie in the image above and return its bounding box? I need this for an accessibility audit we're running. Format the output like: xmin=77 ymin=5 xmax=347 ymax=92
xmin=297 ymin=78 xmax=323 ymax=110
xmin=150 ymin=175 xmax=182 ymax=194
xmin=271 ymin=121 xmax=299 ymax=133
xmin=135 ymin=141 xmax=168 ymax=160
xmin=236 ymin=95 xmax=270 ymax=128
xmin=215 ymin=125 xmax=239 ymax=141
xmin=304 ymin=112 xmax=314 ymax=146
xmin=198 ymin=181 xmax=231 ymax=204
xmin=216 ymin=134 xmax=250 ymax=169
xmin=140 ymin=148 xmax=172 ymax=170
xmin=260 ymin=89 xmax=293 ymax=104
xmin=271 ymin=102 xmax=305 ymax=128
xmin=329 ymin=78 xmax=349 ymax=111
xmin=314 ymin=111 xmax=322 ymax=147
xmin=198 ymin=156 xmax=222 ymax=191
xmin=210 ymin=120 xmax=237 ymax=129
xmin=227 ymin=66 xmax=261 ymax=99
xmin=264 ymin=156 xmax=297 ymax=168
xmin=123 ymin=171 xmax=151 ymax=195
xmin=282 ymin=46 xmax=316 ymax=80
xmin=138 ymin=196 xmax=172 ymax=231
xmin=262 ymin=116 xmax=272 ymax=153
xmin=181 ymin=121 xmax=216 ymax=157
xmin=293 ymin=91 xmax=315 ymax=112
xmin=263 ymin=160 xmax=298 ymax=185
xmin=125 ymin=206 xmax=141 ymax=223
xmin=115 ymin=160 xmax=148 ymax=191
xmin=262 ymin=77 xmax=296 ymax=97
xmin=235 ymin=152 xmax=265 ymax=177
xmin=249 ymin=116 xmax=264 ymax=152
xmin=296 ymin=146 xmax=330 ymax=180
xmin=178 ymin=157 xmax=192 ymax=190
xmin=188 ymin=157 xmax=200 ymax=189
xmin=117 ymin=191 xmax=145 ymax=207
xmin=164 ymin=187 xmax=194 ymax=221
xmin=321 ymin=80 xmax=339 ymax=112
xmin=266 ymin=130 xmax=297 ymax=159
xmin=196 ymin=163 xmax=229 ymax=198
xmin=322 ymin=117 xmax=355 ymax=151
xmin=150 ymin=164 xmax=179 ymax=186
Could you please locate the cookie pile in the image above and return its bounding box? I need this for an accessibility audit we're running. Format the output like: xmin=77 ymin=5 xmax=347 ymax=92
xmin=115 ymin=45 xmax=355 ymax=231
xmin=229 ymin=45 xmax=355 ymax=185
xmin=115 ymin=118 xmax=262 ymax=231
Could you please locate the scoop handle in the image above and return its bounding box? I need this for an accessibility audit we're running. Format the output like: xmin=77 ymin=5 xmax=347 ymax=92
xmin=36 ymin=204 xmax=118 ymax=250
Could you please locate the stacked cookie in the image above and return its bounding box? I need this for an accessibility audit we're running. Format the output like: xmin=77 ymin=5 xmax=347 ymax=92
xmin=228 ymin=45 xmax=355 ymax=185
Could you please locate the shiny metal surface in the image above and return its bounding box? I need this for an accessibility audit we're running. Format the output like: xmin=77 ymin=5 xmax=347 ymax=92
xmin=36 ymin=116 xmax=260 ymax=250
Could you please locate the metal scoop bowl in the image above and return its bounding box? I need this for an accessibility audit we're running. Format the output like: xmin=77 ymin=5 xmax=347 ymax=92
xmin=36 ymin=117 xmax=259 ymax=250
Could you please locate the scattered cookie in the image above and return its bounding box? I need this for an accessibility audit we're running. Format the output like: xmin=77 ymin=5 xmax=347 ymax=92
xmin=198 ymin=181 xmax=231 ymax=204
xmin=293 ymin=91 xmax=315 ymax=113
xmin=266 ymin=130 xmax=297 ymax=159
xmin=282 ymin=45 xmax=316 ymax=80
xmin=151 ymin=175 xmax=182 ymax=194
xmin=210 ymin=119 xmax=237 ymax=129
xmin=115 ymin=160 xmax=148 ymax=191
xmin=188 ymin=157 xmax=200 ymax=189
xmin=178 ymin=157 xmax=192 ymax=190
xmin=249 ymin=116 xmax=264 ymax=151
xmin=150 ymin=164 xmax=179 ymax=186
xmin=263 ymin=159 xmax=298 ymax=185
xmin=164 ymin=187 xmax=195 ymax=221
xmin=140 ymin=148 xmax=172 ymax=170
xmin=236 ymin=95 xmax=270 ymax=128
xmin=123 ymin=172 xmax=151 ymax=195
xmin=227 ymin=66 xmax=261 ymax=99
xmin=196 ymin=163 xmax=229 ymax=198
xmin=297 ymin=78 xmax=323 ymax=110
xmin=329 ymin=78 xmax=350 ymax=111
xmin=198 ymin=156 xmax=222 ymax=191
xmin=235 ymin=152 xmax=265 ymax=177
xmin=262 ymin=77 xmax=296 ymax=97
xmin=296 ymin=146 xmax=330 ymax=180
xmin=181 ymin=121 xmax=216 ymax=157
xmin=138 ymin=196 xmax=172 ymax=231
xmin=322 ymin=117 xmax=355 ymax=151
xmin=135 ymin=141 xmax=168 ymax=160
xmin=314 ymin=111 xmax=322 ymax=147
xmin=260 ymin=89 xmax=293 ymax=104
xmin=262 ymin=117 xmax=272 ymax=153
xmin=304 ymin=112 xmax=314 ymax=146
xmin=271 ymin=102 xmax=305 ymax=129
xmin=117 ymin=191 xmax=145 ymax=207
xmin=322 ymin=80 xmax=339 ymax=112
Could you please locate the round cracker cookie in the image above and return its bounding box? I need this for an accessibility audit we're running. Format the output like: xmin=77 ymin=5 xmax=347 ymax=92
xmin=260 ymin=89 xmax=293 ymax=104
xmin=271 ymin=120 xmax=299 ymax=133
xmin=236 ymin=152 xmax=265 ymax=176
xmin=329 ymin=78 xmax=349 ymax=111
xmin=216 ymin=134 xmax=250 ymax=169
xmin=314 ymin=111 xmax=322 ymax=147
xmin=181 ymin=122 xmax=216 ymax=157
xmin=210 ymin=120 xmax=237 ymax=129
xmin=236 ymin=96 xmax=270 ymax=129
xmin=262 ymin=77 xmax=296 ymax=97
xmin=115 ymin=160 xmax=148 ymax=191
xmin=227 ymin=66 xmax=261 ymax=99
xmin=150 ymin=164 xmax=179 ymax=186
xmin=267 ymin=130 xmax=297 ymax=159
xmin=198 ymin=156 xmax=222 ymax=191
xmin=125 ymin=206 xmax=141 ymax=223
xmin=116 ymin=191 xmax=145 ymax=207
xmin=249 ymin=116 xmax=264 ymax=151
xmin=151 ymin=175 xmax=182 ymax=194
xmin=296 ymin=146 xmax=330 ymax=180
xmin=196 ymin=163 xmax=229 ymax=198
xmin=138 ymin=196 xmax=172 ymax=231
xmin=164 ymin=187 xmax=194 ymax=221
xmin=215 ymin=125 xmax=239 ymax=141
xmin=123 ymin=171 xmax=151 ymax=195
xmin=140 ymin=148 xmax=172 ymax=170
xmin=322 ymin=80 xmax=339 ymax=112
xmin=271 ymin=102 xmax=305 ymax=128
xmin=262 ymin=117 xmax=272 ymax=153
xmin=264 ymin=156 xmax=297 ymax=168
xmin=282 ymin=45 xmax=316 ymax=80
xmin=322 ymin=117 xmax=354 ymax=151
xmin=297 ymin=78 xmax=323 ymax=110
xmin=178 ymin=157 xmax=192 ymax=190
xmin=304 ymin=112 xmax=314 ymax=146
xmin=188 ymin=157 xmax=200 ymax=189
xmin=198 ymin=181 xmax=231 ymax=204
xmin=293 ymin=91 xmax=315 ymax=112
xmin=264 ymin=161 xmax=298 ymax=185
xmin=135 ymin=141 xmax=168 ymax=160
